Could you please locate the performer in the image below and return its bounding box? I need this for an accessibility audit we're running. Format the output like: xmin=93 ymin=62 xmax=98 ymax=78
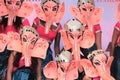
xmin=69 ymin=0 xmax=103 ymax=79
xmin=6 ymin=26 xmax=43 ymax=80
xmin=81 ymin=49 xmax=115 ymax=80
xmin=70 ymin=0 xmax=103 ymax=52
xmin=110 ymin=3 xmax=120 ymax=80
xmin=0 ymin=0 xmax=32 ymax=79
xmin=43 ymin=19 xmax=95 ymax=80
xmin=33 ymin=0 xmax=65 ymax=80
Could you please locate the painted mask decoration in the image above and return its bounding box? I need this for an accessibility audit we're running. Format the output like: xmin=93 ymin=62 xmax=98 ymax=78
xmin=44 ymin=50 xmax=79 ymax=80
xmin=80 ymin=49 xmax=114 ymax=78
xmin=117 ymin=3 xmax=120 ymax=20
xmin=60 ymin=19 xmax=95 ymax=61
xmin=0 ymin=34 xmax=8 ymax=52
xmin=70 ymin=0 xmax=103 ymax=31
xmin=0 ymin=0 xmax=33 ymax=22
xmin=34 ymin=0 xmax=65 ymax=34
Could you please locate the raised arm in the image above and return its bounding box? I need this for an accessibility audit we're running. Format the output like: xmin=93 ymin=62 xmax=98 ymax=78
xmin=54 ymin=32 xmax=61 ymax=56
xmin=110 ymin=28 xmax=119 ymax=56
xmin=6 ymin=51 xmax=16 ymax=80
xmin=37 ymin=58 xmax=42 ymax=80
xmin=95 ymin=31 xmax=102 ymax=49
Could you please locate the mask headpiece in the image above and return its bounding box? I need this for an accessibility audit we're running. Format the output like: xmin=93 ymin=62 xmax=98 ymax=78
xmin=87 ymin=49 xmax=107 ymax=61
xmin=65 ymin=19 xmax=86 ymax=32
xmin=41 ymin=0 xmax=60 ymax=6
xmin=56 ymin=50 xmax=72 ymax=62
xmin=77 ymin=0 xmax=95 ymax=7
xmin=20 ymin=26 xmax=39 ymax=39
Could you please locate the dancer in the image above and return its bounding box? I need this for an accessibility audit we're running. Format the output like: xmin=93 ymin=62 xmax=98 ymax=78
xmin=110 ymin=3 xmax=120 ymax=80
xmin=0 ymin=0 xmax=32 ymax=79
xmin=33 ymin=0 xmax=65 ymax=79
xmin=7 ymin=26 xmax=49 ymax=80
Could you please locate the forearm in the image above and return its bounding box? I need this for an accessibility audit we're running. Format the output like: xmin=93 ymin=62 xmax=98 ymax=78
xmin=110 ymin=44 xmax=115 ymax=56
xmin=6 ymin=71 xmax=12 ymax=80
xmin=54 ymin=33 xmax=61 ymax=55
xmin=37 ymin=58 xmax=42 ymax=80
xmin=54 ymin=46 xmax=60 ymax=55
xmin=95 ymin=32 xmax=102 ymax=49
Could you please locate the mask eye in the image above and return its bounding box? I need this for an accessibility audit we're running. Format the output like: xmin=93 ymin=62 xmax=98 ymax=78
xmin=52 ymin=7 xmax=57 ymax=11
xmin=77 ymin=34 xmax=81 ymax=39
xmin=94 ymin=62 xmax=100 ymax=65
xmin=68 ymin=32 xmax=74 ymax=39
xmin=44 ymin=7 xmax=48 ymax=11
xmin=16 ymin=2 xmax=21 ymax=6
xmin=90 ymin=8 xmax=93 ymax=12
xmin=93 ymin=60 xmax=101 ymax=66
xmin=23 ymin=37 xmax=27 ymax=42
xmin=7 ymin=1 xmax=12 ymax=5
xmin=31 ymin=40 xmax=36 ymax=45
xmin=82 ymin=8 xmax=87 ymax=11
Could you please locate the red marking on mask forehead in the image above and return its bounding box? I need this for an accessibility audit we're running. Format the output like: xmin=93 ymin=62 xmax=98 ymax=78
xmin=11 ymin=0 xmax=18 ymax=3
xmin=44 ymin=1 xmax=57 ymax=9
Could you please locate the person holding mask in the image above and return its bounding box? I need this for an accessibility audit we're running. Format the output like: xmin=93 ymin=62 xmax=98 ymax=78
xmin=7 ymin=26 xmax=42 ymax=80
xmin=33 ymin=0 xmax=65 ymax=80
xmin=110 ymin=3 xmax=120 ymax=80
xmin=0 ymin=0 xmax=32 ymax=79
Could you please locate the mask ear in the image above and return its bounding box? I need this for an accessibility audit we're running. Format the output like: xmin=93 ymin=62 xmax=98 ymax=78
xmin=18 ymin=2 xmax=33 ymax=17
xmin=31 ymin=38 xmax=49 ymax=59
xmin=0 ymin=34 xmax=8 ymax=52
xmin=34 ymin=3 xmax=46 ymax=21
xmin=90 ymin=8 xmax=103 ymax=25
xmin=7 ymin=32 xmax=22 ymax=52
xmin=80 ymin=59 xmax=98 ymax=77
xmin=60 ymin=30 xmax=72 ymax=50
xmin=43 ymin=61 xmax=58 ymax=78
xmin=69 ymin=6 xmax=86 ymax=24
xmin=117 ymin=3 xmax=120 ymax=20
xmin=55 ymin=2 xmax=65 ymax=23
xmin=0 ymin=1 xmax=8 ymax=16
xmin=79 ymin=30 xmax=95 ymax=48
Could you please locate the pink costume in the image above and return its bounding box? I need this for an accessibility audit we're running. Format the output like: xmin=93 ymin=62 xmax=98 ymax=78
xmin=33 ymin=17 xmax=62 ymax=43
xmin=0 ymin=19 xmax=30 ymax=34
xmin=69 ymin=0 xmax=103 ymax=79
xmin=13 ymin=57 xmax=25 ymax=71
xmin=115 ymin=21 xmax=120 ymax=43
xmin=85 ymin=24 xmax=101 ymax=34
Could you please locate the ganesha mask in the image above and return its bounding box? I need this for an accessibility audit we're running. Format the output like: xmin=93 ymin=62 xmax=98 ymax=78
xmin=70 ymin=0 xmax=103 ymax=30
xmin=0 ymin=26 xmax=49 ymax=67
xmin=44 ymin=50 xmax=79 ymax=80
xmin=34 ymin=0 xmax=65 ymax=34
xmin=60 ymin=19 xmax=95 ymax=61
xmin=80 ymin=49 xmax=114 ymax=78
xmin=0 ymin=0 xmax=33 ymax=23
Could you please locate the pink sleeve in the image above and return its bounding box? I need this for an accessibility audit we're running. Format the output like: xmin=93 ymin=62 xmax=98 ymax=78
xmin=93 ymin=24 xmax=101 ymax=34
xmin=5 ymin=25 xmax=16 ymax=33
xmin=115 ymin=22 xmax=120 ymax=31
xmin=22 ymin=18 xmax=30 ymax=26
xmin=57 ymin=24 xmax=62 ymax=32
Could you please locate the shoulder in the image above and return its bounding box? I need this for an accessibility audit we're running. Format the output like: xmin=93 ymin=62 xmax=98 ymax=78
xmin=115 ymin=21 xmax=120 ymax=31
xmin=33 ymin=17 xmax=39 ymax=23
